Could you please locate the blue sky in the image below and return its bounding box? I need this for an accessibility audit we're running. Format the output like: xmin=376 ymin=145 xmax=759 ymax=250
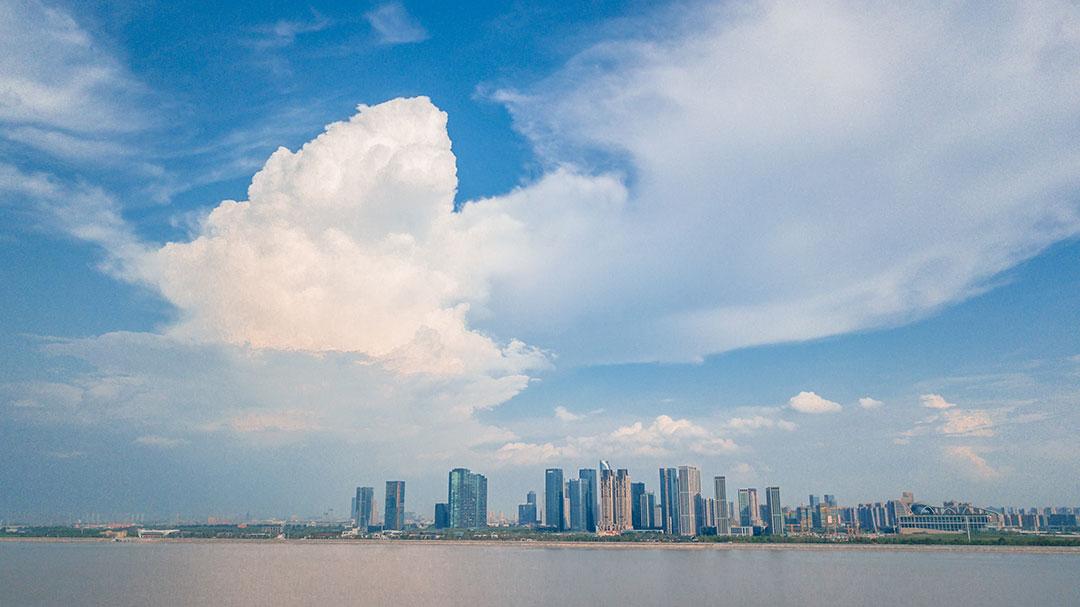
xmin=1 ymin=0 xmax=1079 ymax=523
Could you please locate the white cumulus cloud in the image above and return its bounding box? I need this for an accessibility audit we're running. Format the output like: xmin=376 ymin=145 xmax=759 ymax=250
xmin=858 ymin=397 xmax=884 ymax=409
xmin=788 ymin=391 xmax=843 ymax=414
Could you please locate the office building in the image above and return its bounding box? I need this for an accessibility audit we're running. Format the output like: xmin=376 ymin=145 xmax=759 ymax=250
xmin=677 ymin=465 xmax=701 ymax=536
xmin=517 ymin=491 xmax=538 ymax=526
xmin=766 ymin=486 xmax=783 ymax=535
xmin=659 ymin=468 xmax=680 ymax=535
xmin=384 ymin=481 xmax=405 ymax=531
xmin=568 ymin=479 xmax=588 ymax=531
xmin=631 ymin=482 xmax=647 ymax=529
xmin=448 ymin=468 xmax=488 ymax=529
xmin=354 ymin=486 xmax=375 ymax=530
xmin=714 ymin=476 xmax=731 ymax=535
xmin=738 ymin=489 xmax=752 ymax=527
xmin=640 ymin=491 xmax=656 ymax=529
xmin=434 ymin=503 xmax=450 ymax=529
xmin=579 ymin=468 xmax=598 ymax=532
xmin=545 ymin=468 xmax=565 ymax=531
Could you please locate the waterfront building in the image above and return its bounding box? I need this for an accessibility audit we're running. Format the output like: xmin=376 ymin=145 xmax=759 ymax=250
xmin=738 ymin=489 xmax=751 ymax=527
xmin=384 ymin=481 xmax=406 ymax=531
xmin=355 ymin=486 xmax=375 ymax=530
xmin=631 ymin=482 xmax=647 ymax=529
xmin=545 ymin=468 xmax=565 ymax=531
xmin=579 ymin=468 xmax=598 ymax=532
xmin=518 ymin=491 xmax=538 ymax=526
xmin=714 ymin=476 xmax=731 ymax=535
xmin=434 ymin=503 xmax=450 ymax=529
xmin=599 ymin=462 xmax=633 ymax=533
xmin=659 ymin=468 xmax=680 ymax=535
xmin=897 ymin=503 xmax=996 ymax=534
xmin=677 ymin=465 xmax=701 ymax=537
xmin=568 ymin=478 xmax=589 ymax=531
xmin=766 ymin=486 xmax=783 ymax=535
xmin=448 ymin=468 xmax=488 ymax=529
xmin=641 ymin=491 xmax=656 ymax=529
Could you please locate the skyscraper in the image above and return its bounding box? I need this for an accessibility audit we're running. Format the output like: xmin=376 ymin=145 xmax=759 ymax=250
xmin=631 ymin=482 xmax=647 ymax=529
xmin=824 ymin=494 xmax=837 ymax=508
xmin=517 ymin=491 xmax=538 ymax=526
xmin=738 ymin=488 xmax=751 ymax=527
xmin=579 ymin=468 xmax=598 ymax=532
xmin=745 ymin=488 xmax=762 ymax=527
xmin=598 ymin=462 xmax=633 ymax=533
xmin=448 ymin=468 xmax=488 ymax=529
xmin=568 ymin=478 xmax=588 ymax=531
xmin=677 ymin=465 xmax=701 ymax=536
xmin=714 ymin=476 xmax=731 ymax=535
xmin=355 ymin=486 xmax=375 ymax=530
xmin=659 ymin=467 xmax=680 ymax=535
xmin=545 ymin=468 xmax=565 ymax=531
xmin=643 ymin=491 xmax=656 ymax=529
xmin=766 ymin=486 xmax=783 ymax=535
xmin=384 ymin=481 xmax=405 ymax=531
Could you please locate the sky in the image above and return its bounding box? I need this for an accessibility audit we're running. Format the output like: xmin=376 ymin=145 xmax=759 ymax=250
xmin=1 ymin=0 xmax=1079 ymax=524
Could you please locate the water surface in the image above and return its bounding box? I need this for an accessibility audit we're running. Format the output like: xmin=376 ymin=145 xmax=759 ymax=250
xmin=1 ymin=541 xmax=1077 ymax=606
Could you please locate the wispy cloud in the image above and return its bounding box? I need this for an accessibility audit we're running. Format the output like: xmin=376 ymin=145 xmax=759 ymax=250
xmin=134 ymin=435 xmax=189 ymax=448
xmin=246 ymin=9 xmax=333 ymax=49
xmin=920 ymin=393 xmax=956 ymax=409
xmin=944 ymin=445 xmax=1001 ymax=480
xmin=365 ymin=2 xmax=428 ymax=45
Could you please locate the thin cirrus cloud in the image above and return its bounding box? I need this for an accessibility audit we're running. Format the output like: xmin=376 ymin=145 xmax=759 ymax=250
xmin=365 ymin=2 xmax=428 ymax=45
xmin=921 ymin=393 xmax=957 ymax=409
xmin=490 ymin=0 xmax=1080 ymax=364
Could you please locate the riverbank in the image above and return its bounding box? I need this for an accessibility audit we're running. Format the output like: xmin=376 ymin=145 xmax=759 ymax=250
xmin=4 ymin=536 xmax=1079 ymax=554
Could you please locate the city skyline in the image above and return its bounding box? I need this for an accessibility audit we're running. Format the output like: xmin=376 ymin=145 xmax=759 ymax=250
xmin=2 ymin=0 xmax=1080 ymax=523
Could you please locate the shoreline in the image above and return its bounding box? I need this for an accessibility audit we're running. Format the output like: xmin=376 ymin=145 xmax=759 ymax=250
xmin=3 ymin=537 xmax=1079 ymax=554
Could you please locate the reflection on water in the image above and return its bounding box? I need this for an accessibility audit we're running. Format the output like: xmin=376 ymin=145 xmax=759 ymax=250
xmin=1 ymin=542 xmax=1078 ymax=606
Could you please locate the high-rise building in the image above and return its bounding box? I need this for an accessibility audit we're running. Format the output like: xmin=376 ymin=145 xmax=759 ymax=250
xmin=354 ymin=486 xmax=375 ymax=530
xmin=448 ymin=468 xmax=488 ymax=529
xmin=714 ymin=476 xmax=731 ymax=535
xmin=809 ymin=494 xmax=820 ymax=510
xmin=384 ymin=481 xmax=405 ymax=531
xmin=579 ymin=468 xmax=598 ymax=532
xmin=677 ymin=465 xmax=701 ymax=536
xmin=518 ymin=491 xmax=538 ymax=526
xmin=631 ymin=482 xmax=647 ymax=529
xmin=766 ymin=486 xmax=783 ymax=535
xmin=747 ymin=488 xmax=762 ymax=527
xmin=659 ymin=467 xmax=680 ymax=535
xmin=738 ymin=488 xmax=752 ymax=527
xmin=545 ymin=468 xmax=565 ymax=531
xmin=614 ymin=468 xmax=632 ymax=532
xmin=597 ymin=463 xmax=632 ymax=533
xmin=824 ymin=494 xmax=837 ymax=508
xmin=568 ymin=479 xmax=588 ymax=531
xmin=434 ymin=503 xmax=450 ymax=529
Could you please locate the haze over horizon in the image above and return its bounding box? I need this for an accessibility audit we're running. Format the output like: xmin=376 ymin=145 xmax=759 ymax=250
xmin=1 ymin=0 xmax=1079 ymax=523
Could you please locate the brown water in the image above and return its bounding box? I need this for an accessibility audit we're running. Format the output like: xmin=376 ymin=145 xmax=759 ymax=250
xmin=1 ymin=541 xmax=1078 ymax=606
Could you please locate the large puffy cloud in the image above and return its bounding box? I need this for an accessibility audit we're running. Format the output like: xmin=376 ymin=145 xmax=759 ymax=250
xmin=490 ymin=0 xmax=1080 ymax=363
xmin=126 ymin=98 xmax=547 ymax=378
